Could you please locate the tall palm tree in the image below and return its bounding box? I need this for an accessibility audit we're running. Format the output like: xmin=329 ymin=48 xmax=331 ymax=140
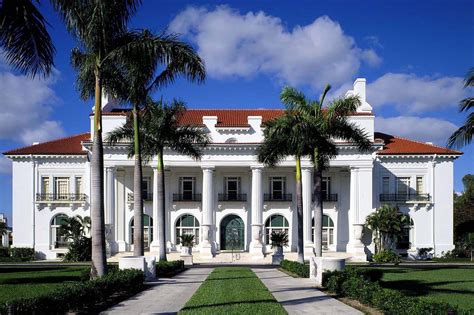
xmin=280 ymin=86 xmax=371 ymax=257
xmin=51 ymin=0 xmax=152 ymax=278
xmin=448 ymin=68 xmax=473 ymax=148
xmin=258 ymin=111 xmax=313 ymax=263
xmin=107 ymin=30 xmax=205 ymax=256
xmin=0 ymin=0 xmax=54 ymax=77
xmin=108 ymin=98 xmax=210 ymax=261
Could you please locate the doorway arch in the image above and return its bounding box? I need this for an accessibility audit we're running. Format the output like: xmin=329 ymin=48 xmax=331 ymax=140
xmin=220 ymin=214 xmax=244 ymax=250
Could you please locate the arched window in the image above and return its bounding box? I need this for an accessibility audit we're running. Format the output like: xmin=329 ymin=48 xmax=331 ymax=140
xmin=397 ymin=218 xmax=414 ymax=250
xmin=264 ymin=215 xmax=289 ymax=245
xmin=130 ymin=215 xmax=153 ymax=249
xmin=225 ymin=137 xmax=237 ymax=143
xmin=176 ymin=215 xmax=200 ymax=245
xmin=312 ymin=215 xmax=335 ymax=249
xmin=51 ymin=214 xmax=68 ymax=249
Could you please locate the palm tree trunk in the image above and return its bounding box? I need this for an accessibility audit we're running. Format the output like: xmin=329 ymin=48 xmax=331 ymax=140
xmin=132 ymin=105 xmax=144 ymax=256
xmin=90 ymin=71 xmax=107 ymax=278
xmin=157 ymin=148 xmax=167 ymax=261
xmin=295 ymin=155 xmax=304 ymax=263
xmin=313 ymin=152 xmax=323 ymax=257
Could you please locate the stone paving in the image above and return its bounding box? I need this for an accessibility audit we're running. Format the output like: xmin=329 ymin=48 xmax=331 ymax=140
xmin=253 ymin=267 xmax=362 ymax=315
xmin=101 ymin=267 xmax=213 ymax=315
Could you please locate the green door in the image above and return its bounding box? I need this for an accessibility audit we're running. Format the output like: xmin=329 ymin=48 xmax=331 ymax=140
xmin=220 ymin=215 xmax=244 ymax=250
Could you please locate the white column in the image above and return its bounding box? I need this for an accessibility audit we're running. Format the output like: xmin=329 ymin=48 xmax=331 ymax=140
xmin=302 ymin=167 xmax=313 ymax=254
xmin=150 ymin=167 xmax=160 ymax=253
xmin=201 ymin=166 xmax=215 ymax=257
xmin=105 ymin=167 xmax=117 ymax=254
xmin=249 ymin=166 xmax=264 ymax=256
xmin=115 ymin=169 xmax=127 ymax=251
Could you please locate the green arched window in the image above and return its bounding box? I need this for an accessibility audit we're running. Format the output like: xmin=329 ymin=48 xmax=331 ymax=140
xmin=176 ymin=215 xmax=200 ymax=245
xmin=51 ymin=214 xmax=68 ymax=249
xmin=264 ymin=215 xmax=289 ymax=245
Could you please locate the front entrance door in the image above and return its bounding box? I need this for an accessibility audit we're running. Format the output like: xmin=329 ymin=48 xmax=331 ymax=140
xmin=220 ymin=215 xmax=244 ymax=250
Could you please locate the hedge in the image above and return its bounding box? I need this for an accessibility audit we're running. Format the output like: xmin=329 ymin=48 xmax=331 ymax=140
xmin=156 ymin=260 xmax=185 ymax=277
xmin=1 ymin=268 xmax=144 ymax=314
xmin=280 ymin=260 xmax=310 ymax=278
xmin=323 ymin=267 xmax=460 ymax=315
xmin=10 ymin=248 xmax=35 ymax=261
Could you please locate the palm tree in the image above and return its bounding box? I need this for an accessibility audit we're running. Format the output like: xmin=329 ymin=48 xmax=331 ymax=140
xmin=280 ymin=86 xmax=371 ymax=257
xmin=258 ymin=111 xmax=312 ymax=263
xmin=107 ymin=30 xmax=205 ymax=256
xmin=448 ymin=68 xmax=473 ymax=148
xmin=108 ymin=98 xmax=210 ymax=261
xmin=58 ymin=215 xmax=91 ymax=243
xmin=51 ymin=0 xmax=155 ymax=278
xmin=0 ymin=0 xmax=54 ymax=77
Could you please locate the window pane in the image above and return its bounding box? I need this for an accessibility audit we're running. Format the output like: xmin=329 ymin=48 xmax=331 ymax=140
xmin=397 ymin=177 xmax=410 ymax=194
xmin=75 ymin=177 xmax=82 ymax=195
xmin=42 ymin=177 xmax=50 ymax=194
xmin=416 ymin=177 xmax=423 ymax=193
xmin=271 ymin=215 xmax=283 ymax=227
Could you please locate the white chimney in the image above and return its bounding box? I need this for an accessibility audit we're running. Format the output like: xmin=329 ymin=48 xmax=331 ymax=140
xmin=32 ymin=142 xmax=39 ymax=145
xmin=346 ymin=78 xmax=372 ymax=113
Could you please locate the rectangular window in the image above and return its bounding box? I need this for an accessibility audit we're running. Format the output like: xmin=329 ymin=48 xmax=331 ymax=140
xmin=225 ymin=177 xmax=241 ymax=200
xmin=180 ymin=177 xmax=195 ymax=200
xmin=396 ymin=177 xmax=411 ymax=195
xmin=75 ymin=177 xmax=82 ymax=195
xmin=382 ymin=176 xmax=390 ymax=195
xmin=142 ymin=177 xmax=150 ymax=200
xmin=41 ymin=177 xmax=50 ymax=195
xmin=270 ymin=177 xmax=286 ymax=199
xmin=416 ymin=176 xmax=424 ymax=194
xmin=54 ymin=177 xmax=69 ymax=200
xmin=322 ymin=177 xmax=331 ymax=199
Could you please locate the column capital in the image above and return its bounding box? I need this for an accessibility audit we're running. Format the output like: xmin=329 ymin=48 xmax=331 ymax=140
xmin=251 ymin=165 xmax=264 ymax=172
xmin=201 ymin=165 xmax=215 ymax=172
xmin=301 ymin=166 xmax=313 ymax=173
xmin=105 ymin=166 xmax=116 ymax=172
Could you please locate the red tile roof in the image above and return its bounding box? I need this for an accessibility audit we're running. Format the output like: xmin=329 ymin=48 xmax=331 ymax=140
xmin=178 ymin=109 xmax=285 ymax=127
xmin=375 ymin=132 xmax=462 ymax=156
xmin=3 ymin=133 xmax=90 ymax=156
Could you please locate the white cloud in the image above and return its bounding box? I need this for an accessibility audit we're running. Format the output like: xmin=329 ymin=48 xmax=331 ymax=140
xmin=0 ymin=156 xmax=12 ymax=174
xmin=169 ymin=6 xmax=381 ymax=89
xmin=0 ymin=68 xmax=65 ymax=145
xmin=376 ymin=116 xmax=458 ymax=145
xmin=367 ymin=73 xmax=465 ymax=113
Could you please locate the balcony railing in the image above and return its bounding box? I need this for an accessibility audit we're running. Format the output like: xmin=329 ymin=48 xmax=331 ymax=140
xmin=218 ymin=193 xmax=247 ymax=202
xmin=379 ymin=193 xmax=431 ymax=202
xmin=127 ymin=192 xmax=153 ymax=202
xmin=312 ymin=194 xmax=338 ymax=202
xmin=264 ymin=193 xmax=292 ymax=202
xmin=173 ymin=193 xmax=202 ymax=202
xmin=36 ymin=193 xmax=87 ymax=202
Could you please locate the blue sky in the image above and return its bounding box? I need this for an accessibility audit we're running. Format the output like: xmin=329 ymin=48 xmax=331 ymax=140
xmin=0 ymin=0 xmax=472 ymax=222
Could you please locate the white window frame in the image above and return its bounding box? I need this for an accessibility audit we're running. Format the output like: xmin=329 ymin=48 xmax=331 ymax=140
xmin=396 ymin=177 xmax=411 ymax=195
xmin=322 ymin=177 xmax=331 ymax=199
xmin=264 ymin=214 xmax=289 ymax=245
xmin=175 ymin=214 xmax=200 ymax=246
xmin=225 ymin=177 xmax=241 ymax=196
xmin=179 ymin=176 xmax=196 ymax=199
xmin=270 ymin=176 xmax=286 ymax=199
xmin=54 ymin=177 xmax=70 ymax=200
xmin=416 ymin=176 xmax=424 ymax=194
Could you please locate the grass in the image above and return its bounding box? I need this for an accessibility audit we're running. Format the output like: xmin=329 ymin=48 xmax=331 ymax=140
xmin=179 ymin=267 xmax=287 ymax=315
xmin=0 ymin=266 xmax=86 ymax=304
xmin=365 ymin=266 xmax=474 ymax=311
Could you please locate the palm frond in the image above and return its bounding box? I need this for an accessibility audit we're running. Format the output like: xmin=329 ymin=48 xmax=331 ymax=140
xmin=465 ymin=67 xmax=474 ymax=88
xmin=0 ymin=0 xmax=55 ymax=77
xmin=447 ymin=112 xmax=473 ymax=148
xmin=459 ymin=97 xmax=473 ymax=112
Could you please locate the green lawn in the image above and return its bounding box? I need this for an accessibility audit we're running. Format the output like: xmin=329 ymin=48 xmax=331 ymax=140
xmin=179 ymin=267 xmax=287 ymax=315
xmin=367 ymin=266 xmax=474 ymax=311
xmin=0 ymin=266 xmax=86 ymax=304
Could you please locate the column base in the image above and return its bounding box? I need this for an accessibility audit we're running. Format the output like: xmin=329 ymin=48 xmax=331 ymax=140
xmin=200 ymin=241 xmax=215 ymax=259
xmin=304 ymin=242 xmax=315 ymax=256
xmin=117 ymin=240 xmax=127 ymax=252
xmin=249 ymin=240 xmax=265 ymax=258
xmin=149 ymin=240 xmax=160 ymax=254
xmin=346 ymin=243 xmax=367 ymax=261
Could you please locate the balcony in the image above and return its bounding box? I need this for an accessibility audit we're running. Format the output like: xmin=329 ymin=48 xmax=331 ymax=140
xmin=173 ymin=193 xmax=202 ymax=202
xmin=36 ymin=193 xmax=87 ymax=203
xmin=218 ymin=193 xmax=247 ymax=202
xmin=379 ymin=193 xmax=431 ymax=202
xmin=264 ymin=193 xmax=292 ymax=202
xmin=312 ymin=194 xmax=338 ymax=202
xmin=127 ymin=192 xmax=153 ymax=203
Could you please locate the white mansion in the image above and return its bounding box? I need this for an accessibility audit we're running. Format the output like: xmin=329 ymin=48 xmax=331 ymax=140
xmin=5 ymin=79 xmax=462 ymax=260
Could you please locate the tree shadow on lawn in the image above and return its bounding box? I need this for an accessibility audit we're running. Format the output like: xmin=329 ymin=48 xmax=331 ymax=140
xmin=0 ymin=274 xmax=81 ymax=284
xmin=380 ymin=279 xmax=474 ymax=297
xmin=181 ymin=299 xmax=281 ymax=311
xmin=0 ymin=267 xmax=69 ymax=274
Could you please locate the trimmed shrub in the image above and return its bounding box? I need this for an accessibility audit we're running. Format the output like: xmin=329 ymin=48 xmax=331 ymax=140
xmin=0 ymin=247 xmax=9 ymax=258
xmin=64 ymin=236 xmax=92 ymax=262
xmin=10 ymin=247 xmax=35 ymax=261
xmin=79 ymin=264 xmax=118 ymax=281
xmin=280 ymin=260 xmax=309 ymax=278
xmin=2 ymin=268 xmax=144 ymax=314
xmin=372 ymin=249 xmax=401 ymax=264
xmin=323 ymin=267 xmax=460 ymax=314
xmin=156 ymin=260 xmax=185 ymax=277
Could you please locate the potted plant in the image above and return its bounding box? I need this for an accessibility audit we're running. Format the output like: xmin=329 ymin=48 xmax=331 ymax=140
xmin=179 ymin=234 xmax=195 ymax=256
xmin=270 ymin=230 xmax=288 ymax=265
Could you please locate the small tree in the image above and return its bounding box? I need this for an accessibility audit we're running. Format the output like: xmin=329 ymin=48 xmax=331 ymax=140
xmin=365 ymin=205 xmax=410 ymax=254
xmin=59 ymin=216 xmax=92 ymax=262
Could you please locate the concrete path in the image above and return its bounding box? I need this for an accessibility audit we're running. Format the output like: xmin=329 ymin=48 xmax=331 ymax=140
xmin=101 ymin=267 xmax=213 ymax=315
xmin=253 ymin=268 xmax=362 ymax=315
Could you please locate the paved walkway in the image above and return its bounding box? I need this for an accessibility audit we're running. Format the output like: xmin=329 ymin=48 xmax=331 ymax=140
xmin=252 ymin=268 xmax=362 ymax=315
xmin=101 ymin=267 xmax=213 ymax=315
